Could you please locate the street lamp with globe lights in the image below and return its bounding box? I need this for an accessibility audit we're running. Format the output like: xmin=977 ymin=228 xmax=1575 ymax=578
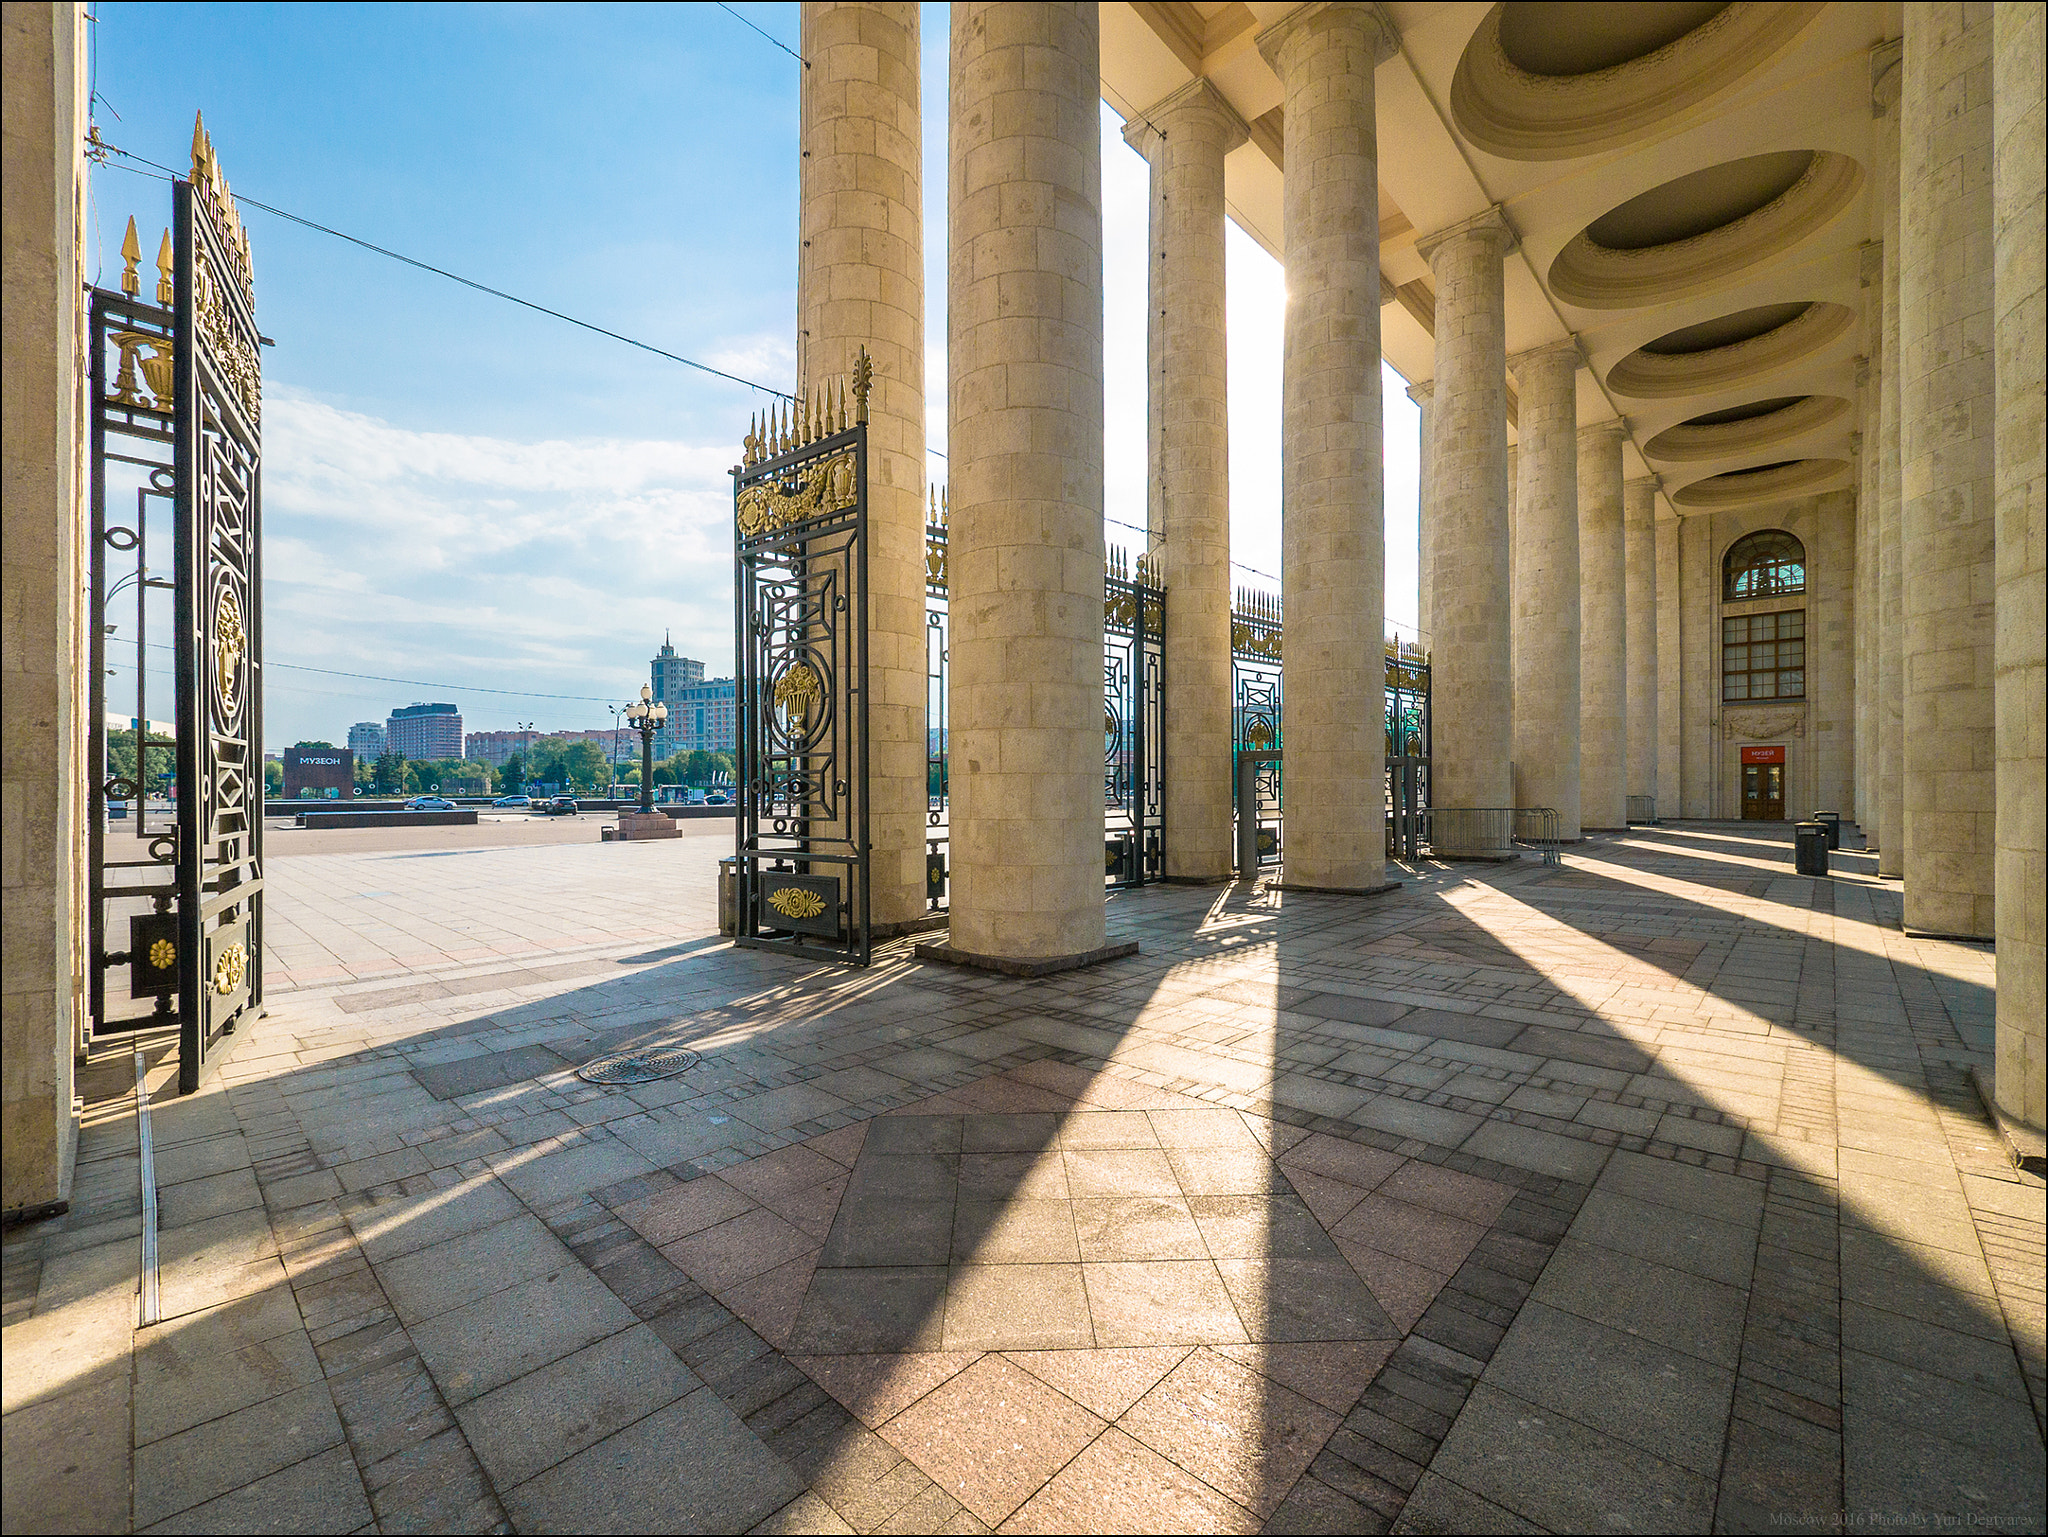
xmin=625 ymin=685 xmax=668 ymax=815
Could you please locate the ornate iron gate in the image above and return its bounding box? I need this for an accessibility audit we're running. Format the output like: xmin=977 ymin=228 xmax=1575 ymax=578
xmin=87 ymin=119 xmax=264 ymax=1092
xmin=732 ymin=356 xmax=871 ymax=965
xmin=1231 ymin=587 xmax=1283 ymax=871
xmin=1103 ymin=548 xmax=1165 ymax=887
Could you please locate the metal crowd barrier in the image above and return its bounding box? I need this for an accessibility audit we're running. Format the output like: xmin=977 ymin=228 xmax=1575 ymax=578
xmin=1514 ymin=807 xmax=1563 ymax=865
xmin=1425 ymin=806 xmax=1517 ymax=859
xmin=1625 ymin=795 xmax=1658 ymax=824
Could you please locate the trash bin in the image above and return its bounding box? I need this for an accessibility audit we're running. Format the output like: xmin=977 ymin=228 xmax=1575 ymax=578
xmin=718 ymin=856 xmax=740 ymax=936
xmin=1814 ymin=811 xmax=1842 ymax=849
xmin=1794 ymin=822 xmax=1830 ymax=877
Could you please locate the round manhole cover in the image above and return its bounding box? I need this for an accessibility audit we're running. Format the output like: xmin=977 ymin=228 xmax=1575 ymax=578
xmin=576 ymin=1045 xmax=699 ymax=1086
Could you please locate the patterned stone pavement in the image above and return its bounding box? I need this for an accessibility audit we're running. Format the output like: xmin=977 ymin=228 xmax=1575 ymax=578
xmin=4 ymin=823 xmax=2042 ymax=1534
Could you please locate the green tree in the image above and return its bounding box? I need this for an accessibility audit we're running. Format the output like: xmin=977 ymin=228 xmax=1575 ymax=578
xmin=264 ymin=760 xmax=283 ymax=796
xmin=561 ymin=740 xmax=607 ymax=793
xmin=292 ymin=739 xmax=337 ymax=750
xmin=373 ymin=753 xmax=407 ymax=795
xmin=525 ymin=738 xmax=568 ymax=790
xmin=441 ymin=760 xmax=490 ymax=795
xmin=496 ymin=752 xmax=525 ymax=794
xmin=105 ymin=727 xmax=175 ymax=789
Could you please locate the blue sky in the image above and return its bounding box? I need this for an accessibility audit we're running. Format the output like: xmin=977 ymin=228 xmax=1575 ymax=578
xmin=88 ymin=2 xmax=1417 ymax=749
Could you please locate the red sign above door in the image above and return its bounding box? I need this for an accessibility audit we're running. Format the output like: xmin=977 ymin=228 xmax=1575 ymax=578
xmin=1741 ymin=746 xmax=1786 ymax=765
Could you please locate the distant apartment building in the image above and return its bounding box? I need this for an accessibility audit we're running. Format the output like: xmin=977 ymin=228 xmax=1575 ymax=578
xmin=464 ymin=729 xmax=541 ymax=767
xmin=662 ymin=678 xmax=737 ymax=756
xmin=347 ymin=721 xmax=387 ymax=760
xmin=649 ymin=637 xmax=731 ymax=756
xmin=386 ymin=702 xmax=462 ymax=760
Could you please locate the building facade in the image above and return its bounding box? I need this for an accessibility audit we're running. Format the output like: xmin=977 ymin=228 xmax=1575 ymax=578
xmin=648 ymin=638 xmax=707 ymax=758
xmin=659 ymin=678 xmax=737 ymax=757
xmin=281 ymin=747 xmax=354 ymax=800
xmin=385 ymin=702 xmax=462 ymax=761
xmin=463 ymin=728 xmax=540 ymax=768
xmin=346 ymin=720 xmax=387 ymax=760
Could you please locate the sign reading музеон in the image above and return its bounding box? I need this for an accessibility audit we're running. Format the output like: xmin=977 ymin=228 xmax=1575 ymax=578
xmin=282 ymin=748 xmax=353 ymax=800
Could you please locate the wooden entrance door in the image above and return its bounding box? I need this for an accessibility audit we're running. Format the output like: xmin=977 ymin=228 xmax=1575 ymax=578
xmin=1741 ymin=763 xmax=1784 ymax=820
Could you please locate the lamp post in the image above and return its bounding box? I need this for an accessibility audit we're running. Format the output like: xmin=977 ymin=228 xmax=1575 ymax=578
xmin=624 ymin=685 xmax=668 ymax=815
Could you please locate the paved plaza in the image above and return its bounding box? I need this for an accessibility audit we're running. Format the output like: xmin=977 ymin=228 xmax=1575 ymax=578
xmin=4 ymin=823 xmax=2043 ymax=1534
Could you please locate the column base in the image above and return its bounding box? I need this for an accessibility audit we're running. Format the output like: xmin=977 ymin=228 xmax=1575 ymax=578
xmin=614 ymin=812 xmax=679 ymax=840
xmin=1267 ymin=879 xmax=1404 ymax=897
xmin=1971 ymin=1065 xmax=2047 ymax=1176
xmin=912 ymin=939 xmax=1140 ymax=977
xmin=872 ymin=912 xmax=952 ymax=941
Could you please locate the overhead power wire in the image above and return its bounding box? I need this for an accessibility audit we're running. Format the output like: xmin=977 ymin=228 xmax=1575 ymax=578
xmin=714 ymin=1 xmax=808 ymax=67
xmin=90 ymin=139 xmax=795 ymax=401
xmin=112 ymin=638 xmax=624 ymax=703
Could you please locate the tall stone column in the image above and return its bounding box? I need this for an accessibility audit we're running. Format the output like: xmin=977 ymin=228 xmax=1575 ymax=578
xmin=1875 ymin=43 xmax=1906 ymax=877
xmin=1408 ymin=380 xmax=1434 ymax=645
xmin=946 ymin=2 xmax=1108 ymax=961
xmin=1511 ymin=342 xmax=1583 ymax=839
xmin=1578 ymin=423 xmax=1626 ymax=831
xmin=1124 ymin=80 xmax=1246 ymax=883
xmin=1900 ymin=1 xmax=1995 ymax=938
xmin=1506 ymin=441 xmax=1519 ymax=752
xmin=798 ymin=1 xmax=926 ymax=931
xmin=1625 ymin=477 xmax=1658 ymax=818
xmin=1678 ymin=514 xmax=1716 ymax=817
xmin=1993 ymin=0 xmax=2045 ymax=1126
xmin=1417 ymin=209 xmax=1514 ymax=851
xmin=1854 ymin=351 xmax=1877 ymax=834
xmin=2 ymin=0 xmax=85 ymax=1215
xmin=1257 ymin=2 xmax=1396 ymax=893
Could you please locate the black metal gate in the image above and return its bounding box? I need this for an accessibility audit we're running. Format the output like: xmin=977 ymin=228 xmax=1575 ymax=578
xmin=732 ymin=356 xmax=871 ymax=965
xmin=1231 ymin=588 xmax=1283 ymax=871
xmin=1104 ymin=548 xmax=1164 ymax=887
xmin=87 ymin=120 xmax=264 ymax=1092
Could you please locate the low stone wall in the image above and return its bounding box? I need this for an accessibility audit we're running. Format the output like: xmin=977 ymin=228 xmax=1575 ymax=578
xmin=292 ymin=810 xmax=479 ymax=829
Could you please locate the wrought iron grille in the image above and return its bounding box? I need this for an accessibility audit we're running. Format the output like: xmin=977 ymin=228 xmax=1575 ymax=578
xmin=173 ymin=131 xmax=265 ymax=1093
xmin=1231 ymin=588 xmax=1284 ymax=870
xmin=1103 ymin=548 xmax=1166 ymax=888
xmin=1227 ymin=589 xmax=1434 ymax=872
xmin=924 ymin=490 xmax=950 ymax=910
xmin=732 ymin=357 xmax=872 ymax=965
xmin=87 ymin=119 xmax=265 ymax=1093
xmin=919 ymin=507 xmax=1169 ymax=899
xmin=88 ymin=231 xmax=181 ymax=1040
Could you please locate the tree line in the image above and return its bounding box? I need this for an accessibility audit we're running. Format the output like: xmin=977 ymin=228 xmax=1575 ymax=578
xmin=258 ymin=738 xmax=735 ymax=798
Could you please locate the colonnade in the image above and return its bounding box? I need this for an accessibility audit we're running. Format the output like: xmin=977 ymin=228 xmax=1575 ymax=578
xmin=795 ymin=0 xmax=2042 ymax=1129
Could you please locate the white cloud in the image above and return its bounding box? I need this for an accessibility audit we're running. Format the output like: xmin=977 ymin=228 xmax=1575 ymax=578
xmin=259 ymin=388 xmax=742 ymax=745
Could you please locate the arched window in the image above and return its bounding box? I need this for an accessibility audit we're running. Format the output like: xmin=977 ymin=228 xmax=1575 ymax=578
xmin=1723 ymin=529 xmax=1805 ymax=600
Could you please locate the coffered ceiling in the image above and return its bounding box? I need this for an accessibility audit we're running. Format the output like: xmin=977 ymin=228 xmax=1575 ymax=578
xmin=1099 ymin=1 xmax=1900 ymax=519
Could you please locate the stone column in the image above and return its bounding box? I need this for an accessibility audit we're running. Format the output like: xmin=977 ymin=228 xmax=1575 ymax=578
xmin=799 ymin=0 xmax=926 ymax=931
xmin=1900 ymin=1 xmax=1995 ymax=938
xmin=1993 ymin=0 xmax=2045 ymax=1126
xmin=1511 ymin=342 xmax=1583 ymax=838
xmin=1417 ymin=209 xmax=1515 ymax=850
xmin=945 ymin=1 xmax=1108 ymax=962
xmin=1854 ymin=352 xmax=1877 ymax=835
xmin=1625 ymin=476 xmax=1658 ymax=818
xmin=1578 ymin=422 xmax=1626 ymax=831
xmin=1875 ymin=43 xmax=1906 ymax=877
xmin=1124 ymin=80 xmax=1246 ymax=883
xmin=1678 ymin=514 xmax=1715 ymax=817
xmin=2 ymin=0 xmax=85 ymax=1216
xmin=1506 ymin=440 xmax=1519 ymax=753
xmin=1408 ymin=380 xmax=1433 ymax=645
xmin=1257 ymin=2 xmax=1396 ymax=893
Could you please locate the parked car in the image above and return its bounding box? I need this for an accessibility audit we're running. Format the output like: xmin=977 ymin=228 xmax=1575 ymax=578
xmin=539 ymin=795 xmax=580 ymax=816
xmin=404 ymin=796 xmax=457 ymax=811
xmin=492 ymin=794 xmax=531 ymax=808
xmin=703 ymin=792 xmax=730 ymax=806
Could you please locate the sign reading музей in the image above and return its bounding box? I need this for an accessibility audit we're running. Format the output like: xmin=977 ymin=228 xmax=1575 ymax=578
xmin=282 ymin=748 xmax=354 ymax=800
